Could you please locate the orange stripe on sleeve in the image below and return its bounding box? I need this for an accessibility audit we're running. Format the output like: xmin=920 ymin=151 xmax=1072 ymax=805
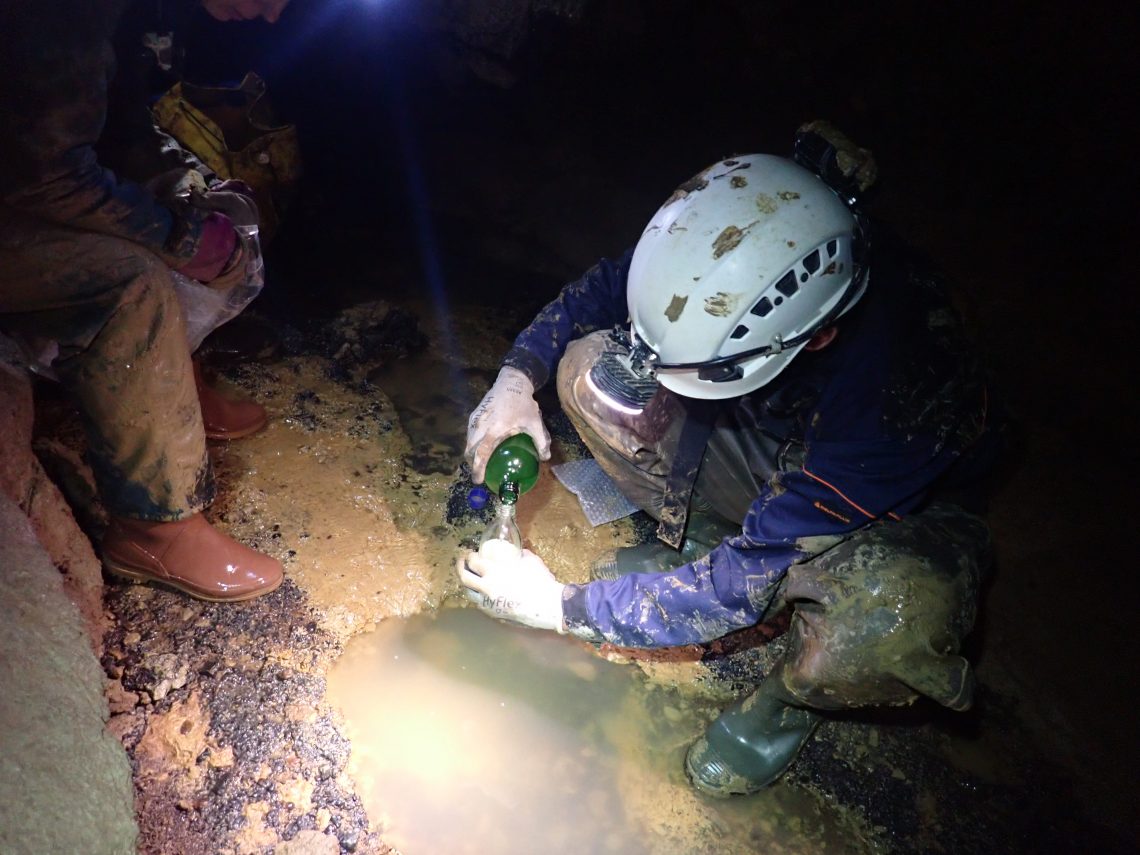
xmin=802 ymin=467 xmax=879 ymax=520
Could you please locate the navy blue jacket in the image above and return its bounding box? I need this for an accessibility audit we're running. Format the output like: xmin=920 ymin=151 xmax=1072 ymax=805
xmin=504 ymin=236 xmax=1002 ymax=649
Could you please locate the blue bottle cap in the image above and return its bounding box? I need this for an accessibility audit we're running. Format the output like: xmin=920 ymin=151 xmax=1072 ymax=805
xmin=468 ymin=485 xmax=490 ymax=510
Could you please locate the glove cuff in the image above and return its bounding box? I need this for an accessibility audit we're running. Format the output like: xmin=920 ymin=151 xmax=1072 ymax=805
xmin=501 ymin=348 xmax=549 ymax=391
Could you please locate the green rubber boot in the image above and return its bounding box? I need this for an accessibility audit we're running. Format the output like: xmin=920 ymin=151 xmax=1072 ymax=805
xmin=591 ymin=504 xmax=737 ymax=582
xmin=590 ymin=541 xmax=685 ymax=580
xmin=685 ymin=675 xmax=822 ymax=797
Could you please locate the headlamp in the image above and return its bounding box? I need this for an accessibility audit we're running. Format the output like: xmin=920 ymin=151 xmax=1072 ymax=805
xmin=585 ymin=329 xmax=661 ymax=414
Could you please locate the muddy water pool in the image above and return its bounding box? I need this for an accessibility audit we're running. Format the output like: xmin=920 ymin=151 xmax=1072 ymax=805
xmin=206 ymin=306 xmax=876 ymax=852
xmin=328 ymin=607 xmax=872 ymax=855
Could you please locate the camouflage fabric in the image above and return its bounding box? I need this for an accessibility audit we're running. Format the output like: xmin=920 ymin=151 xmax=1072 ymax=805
xmin=776 ymin=502 xmax=988 ymax=711
xmin=0 ymin=213 xmax=213 ymax=521
xmin=0 ymin=0 xmax=224 ymax=521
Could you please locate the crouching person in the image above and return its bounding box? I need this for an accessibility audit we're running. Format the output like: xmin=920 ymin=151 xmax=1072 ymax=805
xmin=457 ymin=123 xmax=1003 ymax=795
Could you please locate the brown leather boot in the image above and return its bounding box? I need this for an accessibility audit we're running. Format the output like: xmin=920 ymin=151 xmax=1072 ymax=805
xmin=193 ymin=359 xmax=268 ymax=440
xmin=102 ymin=513 xmax=283 ymax=602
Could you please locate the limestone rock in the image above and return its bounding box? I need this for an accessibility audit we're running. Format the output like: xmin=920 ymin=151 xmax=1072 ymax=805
xmin=0 ymin=356 xmax=106 ymax=642
xmin=0 ymin=492 xmax=137 ymax=854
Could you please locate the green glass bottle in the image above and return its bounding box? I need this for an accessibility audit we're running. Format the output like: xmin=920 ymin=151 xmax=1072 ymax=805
xmin=483 ymin=434 xmax=540 ymax=502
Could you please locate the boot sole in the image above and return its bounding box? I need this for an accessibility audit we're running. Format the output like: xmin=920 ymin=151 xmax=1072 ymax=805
xmin=104 ymin=557 xmax=283 ymax=603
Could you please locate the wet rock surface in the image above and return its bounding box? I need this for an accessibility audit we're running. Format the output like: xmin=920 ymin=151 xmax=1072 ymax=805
xmin=61 ymin=300 xmax=1125 ymax=854
xmin=6 ymin=2 xmax=1132 ymax=852
xmin=103 ymin=580 xmax=384 ymax=855
xmin=0 ymin=491 xmax=137 ymax=855
xmin=0 ymin=349 xmax=106 ymax=642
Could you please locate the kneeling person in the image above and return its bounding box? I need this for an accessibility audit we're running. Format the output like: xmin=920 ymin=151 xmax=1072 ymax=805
xmin=458 ymin=125 xmax=1003 ymax=796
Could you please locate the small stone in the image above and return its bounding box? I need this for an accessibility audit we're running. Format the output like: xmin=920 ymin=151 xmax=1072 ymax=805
xmin=275 ymin=830 xmax=340 ymax=855
xmin=105 ymin=682 xmax=140 ymax=714
xmin=208 ymin=745 xmax=235 ymax=768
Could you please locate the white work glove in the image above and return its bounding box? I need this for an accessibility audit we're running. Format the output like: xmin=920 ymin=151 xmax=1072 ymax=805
xmin=465 ymin=365 xmax=551 ymax=483
xmin=457 ymin=544 xmax=566 ymax=633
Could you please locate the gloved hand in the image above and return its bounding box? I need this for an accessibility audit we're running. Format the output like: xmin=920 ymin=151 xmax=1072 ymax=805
xmin=175 ymin=211 xmax=239 ymax=283
xmin=465 ymin=366 xmax=552 ymax=483
xmin=190 ymin=184 xmax=260 ymax=228
xmin=458 ymin=546 xmax=566 ymax=633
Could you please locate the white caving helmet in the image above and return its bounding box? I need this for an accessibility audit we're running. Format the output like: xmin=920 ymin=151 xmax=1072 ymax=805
xmin=599 ymin=154 xmax=869 ymax=405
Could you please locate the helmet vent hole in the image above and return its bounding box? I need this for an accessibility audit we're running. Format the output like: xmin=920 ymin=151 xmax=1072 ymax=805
xmin=750 ymin=296 xmax=773 ymax=317
xmin=730 ymin=324 xmax=749 ymax=339
xmin=774 ymin=296 xmax=784 ymax=305
xmin=775 ymin=271 xmax=799 ymax=297
xmin=802 ymin=249 xmax=821 ymax=273
xmin=827 ymin=239 xmax=838 ymax=257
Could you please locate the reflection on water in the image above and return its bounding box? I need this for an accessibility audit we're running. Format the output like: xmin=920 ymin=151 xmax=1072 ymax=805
xmin=328 ymin=607 xmax=871 ymax=855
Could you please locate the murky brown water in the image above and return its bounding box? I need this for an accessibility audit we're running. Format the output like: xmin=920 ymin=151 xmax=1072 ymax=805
xmin=328 ymin=607 xmax=875 ymax=855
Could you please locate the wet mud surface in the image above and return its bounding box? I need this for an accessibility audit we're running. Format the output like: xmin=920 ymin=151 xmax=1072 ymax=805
xmin=20 ymin=5 xmax=1133 ymax=852
xmin=61 ymin=298 xmax=1128 ymax=854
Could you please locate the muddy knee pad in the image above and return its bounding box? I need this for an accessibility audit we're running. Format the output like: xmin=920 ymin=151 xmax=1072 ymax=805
xmin=778 ymin=504 xmax=991 ymax=712
xmin=556 ymin=332 xmax=689 ymax=518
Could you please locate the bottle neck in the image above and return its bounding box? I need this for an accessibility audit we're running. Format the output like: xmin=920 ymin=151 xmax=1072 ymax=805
xmin=500 ymin=480 xmax=520 ymax=506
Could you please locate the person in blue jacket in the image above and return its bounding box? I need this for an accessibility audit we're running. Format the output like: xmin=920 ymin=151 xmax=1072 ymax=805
xmin=459 ymin=122 xmax=1004 ymax=796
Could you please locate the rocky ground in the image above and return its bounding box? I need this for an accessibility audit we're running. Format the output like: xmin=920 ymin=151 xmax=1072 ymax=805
xmin=4 ymin=1 xmax=1135 ymax=852
xmin=23 ymin=290 xmax=1132 ymax=853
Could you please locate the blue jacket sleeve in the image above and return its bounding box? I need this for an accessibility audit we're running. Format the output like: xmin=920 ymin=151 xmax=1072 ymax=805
xmin=501 ymin=249 xmax=633 ymax=389
xmin=561 ymin=421 xmax=970 ymax=648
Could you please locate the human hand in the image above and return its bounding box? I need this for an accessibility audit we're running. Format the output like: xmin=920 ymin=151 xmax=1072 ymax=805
xmin=465 ymin=366 xmax=551 ymax=483
xmin=191 ymin=185 xmax=260 ymax=228
xmin=175 ymin=211 xmax=239 ymax=283
xmin=457 ymin=546 xmax=565 ymax=633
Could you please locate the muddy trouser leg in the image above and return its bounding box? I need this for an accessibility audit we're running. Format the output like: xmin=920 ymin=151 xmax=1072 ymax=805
xmin=686 ymin=502 xmax=991 ymax=795
xmin=557 ymin=330 xmax=764 ymax=523
xmin=778 ymin=502 xmax=990 ymax=711
xmin=0 ymin=219 xmax=212 ymax=520
xmin=556 ymin=332 xmax=685 ymax=520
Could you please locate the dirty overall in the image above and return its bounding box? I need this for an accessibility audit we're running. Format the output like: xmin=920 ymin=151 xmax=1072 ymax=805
xmin=557 ymin=328 xmax=991 ymax=714
xmin=0 ymin=1 xmax=218 ymax=521
xmin=0 ymin=214 xmax=214 ymax=521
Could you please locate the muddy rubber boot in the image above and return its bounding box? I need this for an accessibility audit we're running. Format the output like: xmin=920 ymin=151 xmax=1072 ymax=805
xmin=685 ymin=675 xmax=822 ymax=797
xmin=590 ymin=541 xmax=684 ymax=580
xmin=193 ymin=358 xmax=268 ymax=440
xmin=591 ymin=505 xmax=737 ymax=581
xmin=102 ymin=513 xmax=283 ymax=602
